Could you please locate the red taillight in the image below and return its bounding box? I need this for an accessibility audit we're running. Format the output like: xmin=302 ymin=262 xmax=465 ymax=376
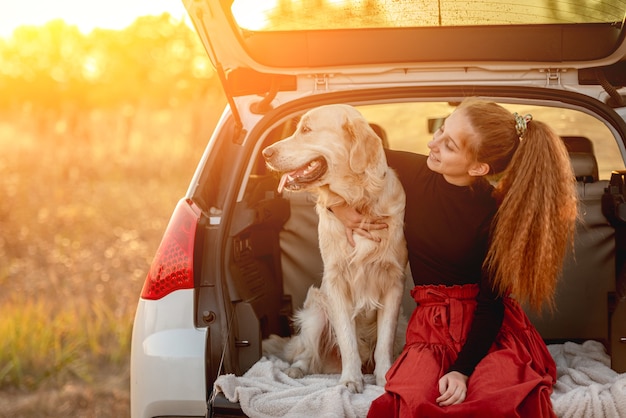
xmin=141 ymin=199 xmax=200 ymax=300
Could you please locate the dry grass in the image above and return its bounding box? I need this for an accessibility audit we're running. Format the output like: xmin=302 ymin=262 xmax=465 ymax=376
xmin=0 ymin=99 xmax=223 ymax=416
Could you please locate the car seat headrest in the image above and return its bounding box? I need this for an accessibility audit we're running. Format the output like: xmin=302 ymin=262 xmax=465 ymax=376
xmin=569 ymin=152 xmax=599 ymax=183
xmin=561 ymin=136 xmax=599 ymax=183
xmin=561 ymin=136 xmax=595 ymax=154
xmin=369 ymin=123 xmax=389 ymax=149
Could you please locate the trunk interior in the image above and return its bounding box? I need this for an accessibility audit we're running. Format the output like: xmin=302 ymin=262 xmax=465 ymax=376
xmin=194 ymin=95 xmax=626 ymax=414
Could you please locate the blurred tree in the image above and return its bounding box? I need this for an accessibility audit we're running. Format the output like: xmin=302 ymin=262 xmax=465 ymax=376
xmin=85 ymin=13 xmax=215 ymax=109
xmin=0 ymin=14 xmax=219 ymax=136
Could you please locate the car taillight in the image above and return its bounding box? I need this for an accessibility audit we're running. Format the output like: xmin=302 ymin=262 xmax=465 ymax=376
xmin=140 ymin=199 xmax=200 ymax=300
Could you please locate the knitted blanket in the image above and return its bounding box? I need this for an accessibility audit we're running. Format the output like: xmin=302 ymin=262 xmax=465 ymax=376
xmin=549 ymin=340 xmax=626 ymax=418
xmin=214 ymin=340 xmax=626 ymax=418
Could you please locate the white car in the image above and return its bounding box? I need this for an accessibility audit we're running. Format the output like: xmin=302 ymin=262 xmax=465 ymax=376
xmin=130 ymin=1 xmax=626 ymax=417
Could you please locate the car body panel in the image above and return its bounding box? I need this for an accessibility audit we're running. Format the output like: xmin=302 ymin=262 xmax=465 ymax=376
xmin=130 ymin=290 xmax=207 ymax=418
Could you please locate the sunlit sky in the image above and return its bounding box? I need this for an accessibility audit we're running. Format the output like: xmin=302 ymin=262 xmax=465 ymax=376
xmin=0 ymin=0 xmax=190 ymax=38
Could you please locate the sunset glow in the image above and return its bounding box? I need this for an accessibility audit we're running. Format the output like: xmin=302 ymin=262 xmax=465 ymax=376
xmin=231 ymin=0 xmax=277 ymax=30
xmin=0 ymin=0 xmax=189 ymax=37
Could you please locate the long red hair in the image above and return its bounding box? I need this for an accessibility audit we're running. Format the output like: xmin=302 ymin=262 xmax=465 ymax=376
xmin=460 ymin=98 xmax=578 ymax=311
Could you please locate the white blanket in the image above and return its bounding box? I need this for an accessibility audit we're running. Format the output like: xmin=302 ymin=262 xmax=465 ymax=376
xmin=214 ymin=340 xmax=626 ymax=418
xmin=549 ymin=340 xmax=626 ymax=418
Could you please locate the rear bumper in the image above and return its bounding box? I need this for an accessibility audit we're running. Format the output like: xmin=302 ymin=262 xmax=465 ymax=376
xmin=130 ymin=289 xmax=207 ymax=418
xmin=210 ymin=392 xmax=246 ymax=417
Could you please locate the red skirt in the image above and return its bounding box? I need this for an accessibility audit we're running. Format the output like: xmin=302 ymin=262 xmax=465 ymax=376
xmin=368 ymin=284 xmax=556 ymax=418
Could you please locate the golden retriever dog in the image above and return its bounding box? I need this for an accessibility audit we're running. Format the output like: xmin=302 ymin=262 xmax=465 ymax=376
xmin=262 ymin=104 xmax=408 ymax=393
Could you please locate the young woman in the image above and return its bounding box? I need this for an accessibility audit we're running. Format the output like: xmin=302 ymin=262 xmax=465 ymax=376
xmin=330 ymin=98 xmax=578 ymax=416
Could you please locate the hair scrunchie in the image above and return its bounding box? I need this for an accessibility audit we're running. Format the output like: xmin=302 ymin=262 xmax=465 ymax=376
xmin=513 ymin=112 xmax=532 ymax=139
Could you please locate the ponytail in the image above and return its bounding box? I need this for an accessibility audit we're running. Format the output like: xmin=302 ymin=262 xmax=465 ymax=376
xmin=485 ymin=120 xmax=578 ymax=311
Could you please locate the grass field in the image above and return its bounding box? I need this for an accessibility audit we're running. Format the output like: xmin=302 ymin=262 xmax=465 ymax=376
xmin=0 ymin=100 xmax=223 ymax=417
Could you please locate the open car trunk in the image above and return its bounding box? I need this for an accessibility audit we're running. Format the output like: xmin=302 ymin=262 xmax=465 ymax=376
xmin=189 ymin=89 xmax=626 ymax=417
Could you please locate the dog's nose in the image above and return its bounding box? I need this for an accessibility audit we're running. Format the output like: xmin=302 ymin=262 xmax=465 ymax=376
xmin=262 ymin=147 xmax=274 ymax=159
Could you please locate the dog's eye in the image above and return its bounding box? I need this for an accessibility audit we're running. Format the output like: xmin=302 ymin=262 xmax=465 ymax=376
xmin=301 ymin=125 xmax=311 ymax=133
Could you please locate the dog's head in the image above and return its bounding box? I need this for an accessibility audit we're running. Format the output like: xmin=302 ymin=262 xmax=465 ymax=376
xmin=262 ymin=104 xmax=386 ymax=194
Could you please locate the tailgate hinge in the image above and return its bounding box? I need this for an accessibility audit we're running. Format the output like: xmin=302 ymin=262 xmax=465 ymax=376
xmin=313 ymin=74 xmax=332 ymax=91
xmin=542 ymin=68 xmax=562 ymax=87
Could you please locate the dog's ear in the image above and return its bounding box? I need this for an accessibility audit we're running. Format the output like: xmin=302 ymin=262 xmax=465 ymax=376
xmin=345 ymin=116 xmax=382 ymax=174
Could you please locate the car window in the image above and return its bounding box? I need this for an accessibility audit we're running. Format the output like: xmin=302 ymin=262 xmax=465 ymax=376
xmin=356 ymin=102 xmax=625 ymax=180
xmin=230 ymin=0 xmax=625 ymax=31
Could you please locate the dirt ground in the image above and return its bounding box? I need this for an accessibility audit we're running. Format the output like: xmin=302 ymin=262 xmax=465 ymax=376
xmin=0 ymin=368 xmax=129 ymax=418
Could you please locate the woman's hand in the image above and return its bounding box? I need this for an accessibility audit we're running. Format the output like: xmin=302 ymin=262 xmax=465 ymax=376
xmin=436 ymin=371 xmax=468 ymax=407
xmin=328 ymin=203 xmax=387 ymax=247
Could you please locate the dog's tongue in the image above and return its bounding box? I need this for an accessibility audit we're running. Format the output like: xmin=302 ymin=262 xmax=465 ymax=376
xmin=277 ymin=168 xmax=305 ymax=193
xmin=277 ymin=173 xmax=290 ymax=194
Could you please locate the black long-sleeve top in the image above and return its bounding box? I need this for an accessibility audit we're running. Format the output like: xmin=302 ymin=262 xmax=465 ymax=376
xmin=385 ymin=149 xmax=505 ymax=376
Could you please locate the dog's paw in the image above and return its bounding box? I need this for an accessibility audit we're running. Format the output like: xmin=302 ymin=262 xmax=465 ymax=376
xmin=374 ymin=362 xmax=391 ymax=387
xmin=339 ymin=378 xmax=364 ymax=394
xmin=285 ymin=366 xmax=305 ymax=379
